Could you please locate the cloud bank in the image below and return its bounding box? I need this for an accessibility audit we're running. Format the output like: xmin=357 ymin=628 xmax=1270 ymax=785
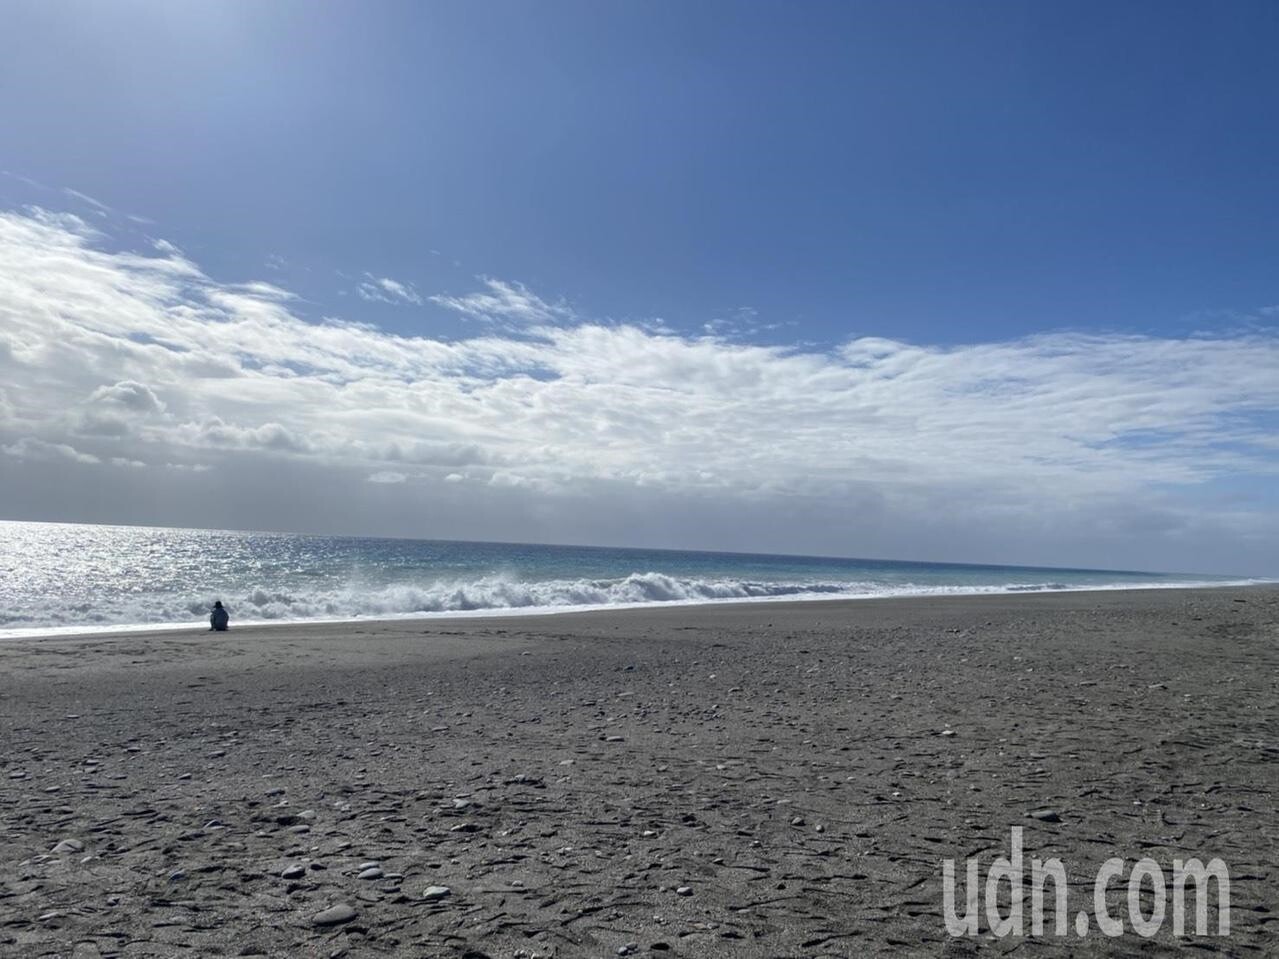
xmin=1 ymin=205 xmax=1277 ymax=573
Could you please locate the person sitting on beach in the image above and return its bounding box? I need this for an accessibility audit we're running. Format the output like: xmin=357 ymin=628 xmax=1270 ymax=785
xmin=209 ymin=600 xmax=230 ymax=631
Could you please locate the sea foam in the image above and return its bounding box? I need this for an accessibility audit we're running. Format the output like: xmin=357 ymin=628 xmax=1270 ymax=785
xmin=0 ymin=520 xmax=1257 ymax=636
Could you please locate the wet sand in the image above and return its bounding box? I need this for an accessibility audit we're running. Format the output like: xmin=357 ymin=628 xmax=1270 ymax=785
xmin=1 ymin=586 xmax=1276 ymax=957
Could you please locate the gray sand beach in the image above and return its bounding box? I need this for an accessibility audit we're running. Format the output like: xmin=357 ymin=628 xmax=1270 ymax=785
xmin=1 ymin=586 xmax=1276 ymax=957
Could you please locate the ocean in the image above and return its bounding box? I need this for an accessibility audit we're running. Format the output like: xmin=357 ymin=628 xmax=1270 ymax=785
xmin=0 ymin=520 xmax=1256 ymax=637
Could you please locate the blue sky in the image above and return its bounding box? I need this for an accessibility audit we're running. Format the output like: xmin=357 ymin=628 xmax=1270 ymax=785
xmin=2 ymin=0 xmax=1278 ymax=573
xmin=6 ymin=0 xmax=1277 ymax=344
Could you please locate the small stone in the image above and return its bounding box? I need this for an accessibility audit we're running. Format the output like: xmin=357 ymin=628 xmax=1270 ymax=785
xmin=618 ymin=943 xmax=639 ymax=956
xmin=357 ymin=866 xmax=383 ymax=880
xmin=604 ymin=735 xmax=625 ymax=742
xmin=790 ymin=816 xmax=805 ymax=826
xmin=52 ymin=839 xmax=84 ymax=854
xmin=311 ymin=903 xmax=356 ymax=927
xmin=281 ymin=864 xmax=306 ymax=879
xmin=1028 ymin=809 xmax=1062 ymax=823
xmin=940 ymin=729 xmax=957 ymax=737
xmin=422 ymin=885 xmax=451 ymax=901
xmin=676 ymin=886 xmax=693 ymax=896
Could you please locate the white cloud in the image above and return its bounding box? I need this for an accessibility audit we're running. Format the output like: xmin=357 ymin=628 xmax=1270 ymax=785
xmin=2 ymin=204 xmax=1279 ymax=571
xmin=356 ymin=273 xmax=422 ymax=306
xmin=3 ymin=436 xmax=100 ymax=464
xmin=75 ymin=380 xmax=167 ymax=436
xmin=431 ymin=277 xmax=572 ymax=326
xmin=367 ymin=470 xmax=408 ymax=484
xmin=89 ymin=380 xmax=165 ymax=414
xmin=192 ymin=418 xmax=314 ymax=453
xmin=63 ymin=187 xmax=111 ymax=215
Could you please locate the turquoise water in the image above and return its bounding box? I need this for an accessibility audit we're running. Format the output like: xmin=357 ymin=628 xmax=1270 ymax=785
xmin=0 ymin=520 xmax=1254 ymax=636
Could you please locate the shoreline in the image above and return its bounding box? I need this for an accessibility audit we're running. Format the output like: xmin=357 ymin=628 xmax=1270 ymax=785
xmin=2 ymin=577 xmax=1271 ymax=643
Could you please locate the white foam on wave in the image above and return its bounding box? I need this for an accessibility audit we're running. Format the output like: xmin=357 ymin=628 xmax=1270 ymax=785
xmin=0 ymin=570 xmax=1268 ymax=638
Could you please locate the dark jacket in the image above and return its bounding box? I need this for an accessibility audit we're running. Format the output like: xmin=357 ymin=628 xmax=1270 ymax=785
xmin=210 ymin=606 xmax=230 ymax=631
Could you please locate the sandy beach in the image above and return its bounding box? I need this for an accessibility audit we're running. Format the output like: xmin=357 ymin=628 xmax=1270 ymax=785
xmin=1 ymin=586 xmax=1276 ymax=957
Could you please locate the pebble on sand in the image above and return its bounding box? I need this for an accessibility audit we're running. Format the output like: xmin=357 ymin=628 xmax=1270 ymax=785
xmin=357 ymin=866 xmax=384 ymax=880
xmin=311 ymin=903 xmax=356 ymax=927
xmin=281 ymin=864 xmax=306 ymax=879
xmin=422 ymin=885 xmax=452 ymax=901
xmin=1028 ymin=809 xmax=1062 ymax=823
xmin=52 ymin=839 xmax=85 ymax=854
xmin=675 ymin=886 xmax=693 ymax=896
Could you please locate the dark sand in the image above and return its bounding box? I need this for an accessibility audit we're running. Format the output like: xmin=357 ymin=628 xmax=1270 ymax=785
xmin=1 ymin=586 xmax=1276 ymax=957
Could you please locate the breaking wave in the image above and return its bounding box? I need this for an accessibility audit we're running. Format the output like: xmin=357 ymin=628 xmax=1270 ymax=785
xmin=238 ymin=572 xmax=856 ymax=619
xmin=2 ymin=569 xmax=1264 ymax=637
